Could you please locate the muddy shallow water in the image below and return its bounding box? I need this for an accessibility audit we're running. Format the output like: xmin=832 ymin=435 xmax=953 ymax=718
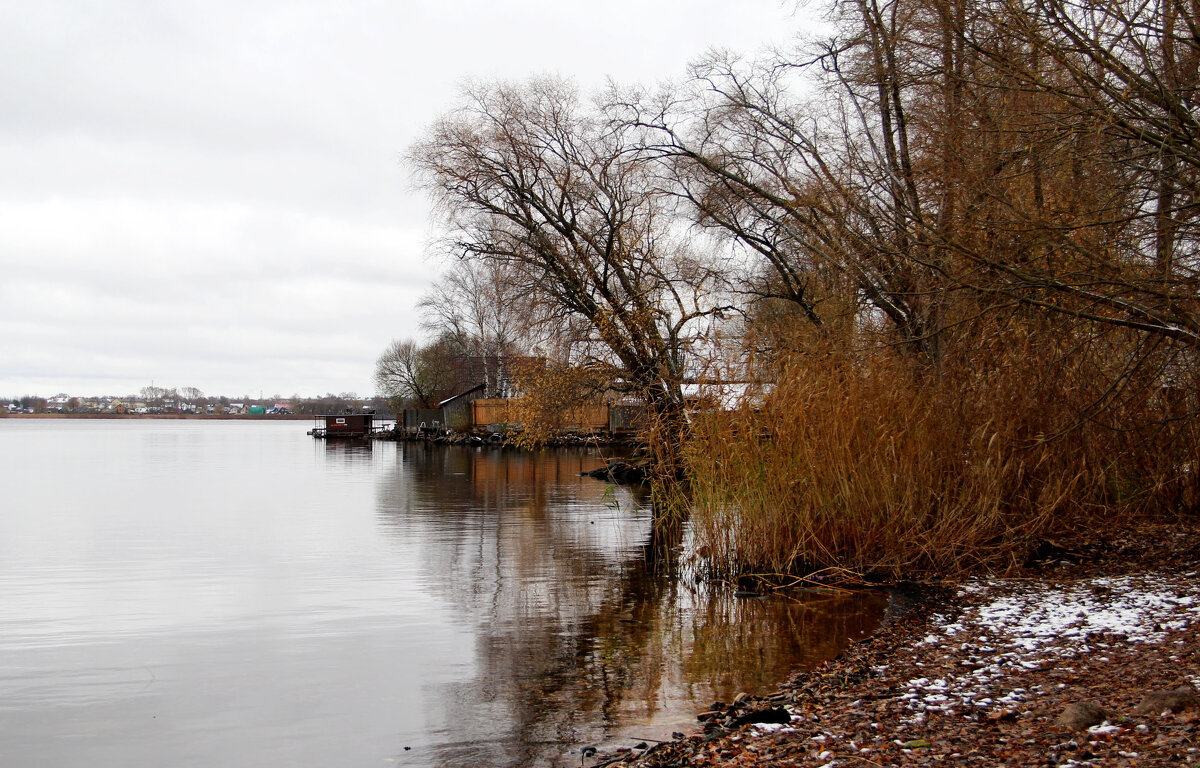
xmin=0 ymin=419 xmax=884 ymax=767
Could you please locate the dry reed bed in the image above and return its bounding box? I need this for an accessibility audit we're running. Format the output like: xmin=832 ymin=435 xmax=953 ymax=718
xmin=684 ymin=334 xmax=1200 ymax=581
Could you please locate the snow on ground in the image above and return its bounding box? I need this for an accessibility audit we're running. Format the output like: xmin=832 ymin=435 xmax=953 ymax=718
xmin=901 ymin=573 xmax=1200 ymax=718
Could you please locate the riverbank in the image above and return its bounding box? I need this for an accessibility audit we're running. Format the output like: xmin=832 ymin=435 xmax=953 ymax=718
xmin=594 ymin=518 xmax=1200 ymax=767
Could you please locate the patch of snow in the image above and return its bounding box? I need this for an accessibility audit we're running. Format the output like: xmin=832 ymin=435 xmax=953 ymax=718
xmin=893 ymin=574 xmax=1200 ymax=719
xmin=969 ymin=576 xmax=1195 ymax=645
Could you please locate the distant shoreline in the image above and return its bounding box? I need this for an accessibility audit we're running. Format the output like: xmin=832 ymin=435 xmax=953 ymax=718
xmin=0 ymin=413 xmax=315 ymax=420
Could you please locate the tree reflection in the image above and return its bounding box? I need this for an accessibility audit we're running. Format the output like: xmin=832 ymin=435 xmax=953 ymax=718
xmin=374 ymin=445 xmax=884 ymax=767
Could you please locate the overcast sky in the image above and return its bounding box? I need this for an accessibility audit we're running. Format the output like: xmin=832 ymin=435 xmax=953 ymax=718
xmin=0 ymin=0 xmax=803 ymax=399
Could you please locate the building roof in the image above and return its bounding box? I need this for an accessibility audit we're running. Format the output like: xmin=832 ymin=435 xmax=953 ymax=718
xmin=437 ymin=383 xmax=486 ymax=408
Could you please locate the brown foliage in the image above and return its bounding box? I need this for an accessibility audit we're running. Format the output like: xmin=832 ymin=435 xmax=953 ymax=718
xmin=686 ymin=320 xmax=1200 ymax=580
xmin=507 ymin=359 xmax=613 ymax=449
xmin=408 ymin=0 xmax=1200 ymax=577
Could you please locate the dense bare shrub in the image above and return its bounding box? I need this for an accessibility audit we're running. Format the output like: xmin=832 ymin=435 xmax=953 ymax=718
xmin=685 ymin=324 xmax=1200 ymax=580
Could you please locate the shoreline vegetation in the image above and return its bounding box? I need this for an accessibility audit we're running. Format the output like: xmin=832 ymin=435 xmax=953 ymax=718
xmin=384 ymin=0 xmax=1200 ymax=591
xmin=377 ymin=0 xmax=1200 ymax=759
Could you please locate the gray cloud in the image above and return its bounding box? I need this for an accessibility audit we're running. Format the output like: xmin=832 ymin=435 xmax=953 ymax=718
xmin=0 ymin=0 xmax=797 ymax=398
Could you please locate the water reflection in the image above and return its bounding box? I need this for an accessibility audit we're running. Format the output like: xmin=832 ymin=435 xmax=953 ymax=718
xmin=374 ymin=445 xmax=885 ymax=767
xmin=322 ymin=438 xmax=374 ymax=460
xmin=0 ymin=423 xmax=883 ymax=768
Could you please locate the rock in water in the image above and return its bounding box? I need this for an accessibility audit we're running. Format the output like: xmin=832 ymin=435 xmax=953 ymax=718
xmin=579 ymin=460 xmax=648 ymax=484
xmin=1057 ymin=701 xmax=1108 ymax=730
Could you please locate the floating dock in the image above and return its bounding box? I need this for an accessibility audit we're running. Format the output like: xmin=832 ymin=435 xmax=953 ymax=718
xmin=309 ymin=412 xmax=380 ymax=439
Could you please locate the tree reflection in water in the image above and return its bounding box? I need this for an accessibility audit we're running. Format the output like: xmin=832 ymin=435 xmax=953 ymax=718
xmin=374 ymin=444 xmax=884 ymax=768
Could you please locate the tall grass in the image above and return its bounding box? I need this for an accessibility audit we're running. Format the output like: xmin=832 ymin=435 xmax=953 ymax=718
xmin=685 ymin=328 xmax=1200 ymax=581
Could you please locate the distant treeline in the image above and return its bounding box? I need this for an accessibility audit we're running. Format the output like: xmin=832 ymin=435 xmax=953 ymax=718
xmin=5 ymin=391 xmax=391 ymax=416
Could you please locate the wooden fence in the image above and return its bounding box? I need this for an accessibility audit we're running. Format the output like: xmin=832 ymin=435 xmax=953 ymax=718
xmin=470 ymin=399 xmax=617 ymax=431
xmin=405 ymin=399 xmax=646 ymax=434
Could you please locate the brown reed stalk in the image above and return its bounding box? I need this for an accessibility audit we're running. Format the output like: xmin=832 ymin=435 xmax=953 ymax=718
xmin=684 ymin=326 xmax=1200 ymax=581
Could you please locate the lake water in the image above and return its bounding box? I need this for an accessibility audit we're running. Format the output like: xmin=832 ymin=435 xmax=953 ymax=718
xmin=0 ymin=419 xmax=884 ymax=767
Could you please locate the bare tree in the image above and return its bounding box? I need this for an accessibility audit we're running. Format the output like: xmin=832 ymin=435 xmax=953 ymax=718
xmin=951 ymin=0 xmax=1200 ymax=343
xmin=410 ymin=78 xmax=735 ymax=475
xmin=420 ymin=259 xmax=524 ymax=352
xmin=614 ymin=0 xmax=1200 ymax=365
xmin=139 ymin=385 xmax=167 ymax=406
xmin=615 ymin=41 xmax=955 ymax=364
xmin=374 ymin=337 xmax=459 ymax=410
xmin=417 ymin=258 xmax=551 ymax=396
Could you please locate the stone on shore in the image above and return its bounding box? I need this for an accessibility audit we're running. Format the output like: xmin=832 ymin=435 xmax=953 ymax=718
xmin=1057 ymin=701 xmax=1108 ymax=730
xmin=1133 ymin=684 xmax=1199 ymax=715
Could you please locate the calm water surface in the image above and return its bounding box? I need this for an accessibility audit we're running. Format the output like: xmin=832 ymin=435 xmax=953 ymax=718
xmin=0 ymin=419 xmax=884 ymax=767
